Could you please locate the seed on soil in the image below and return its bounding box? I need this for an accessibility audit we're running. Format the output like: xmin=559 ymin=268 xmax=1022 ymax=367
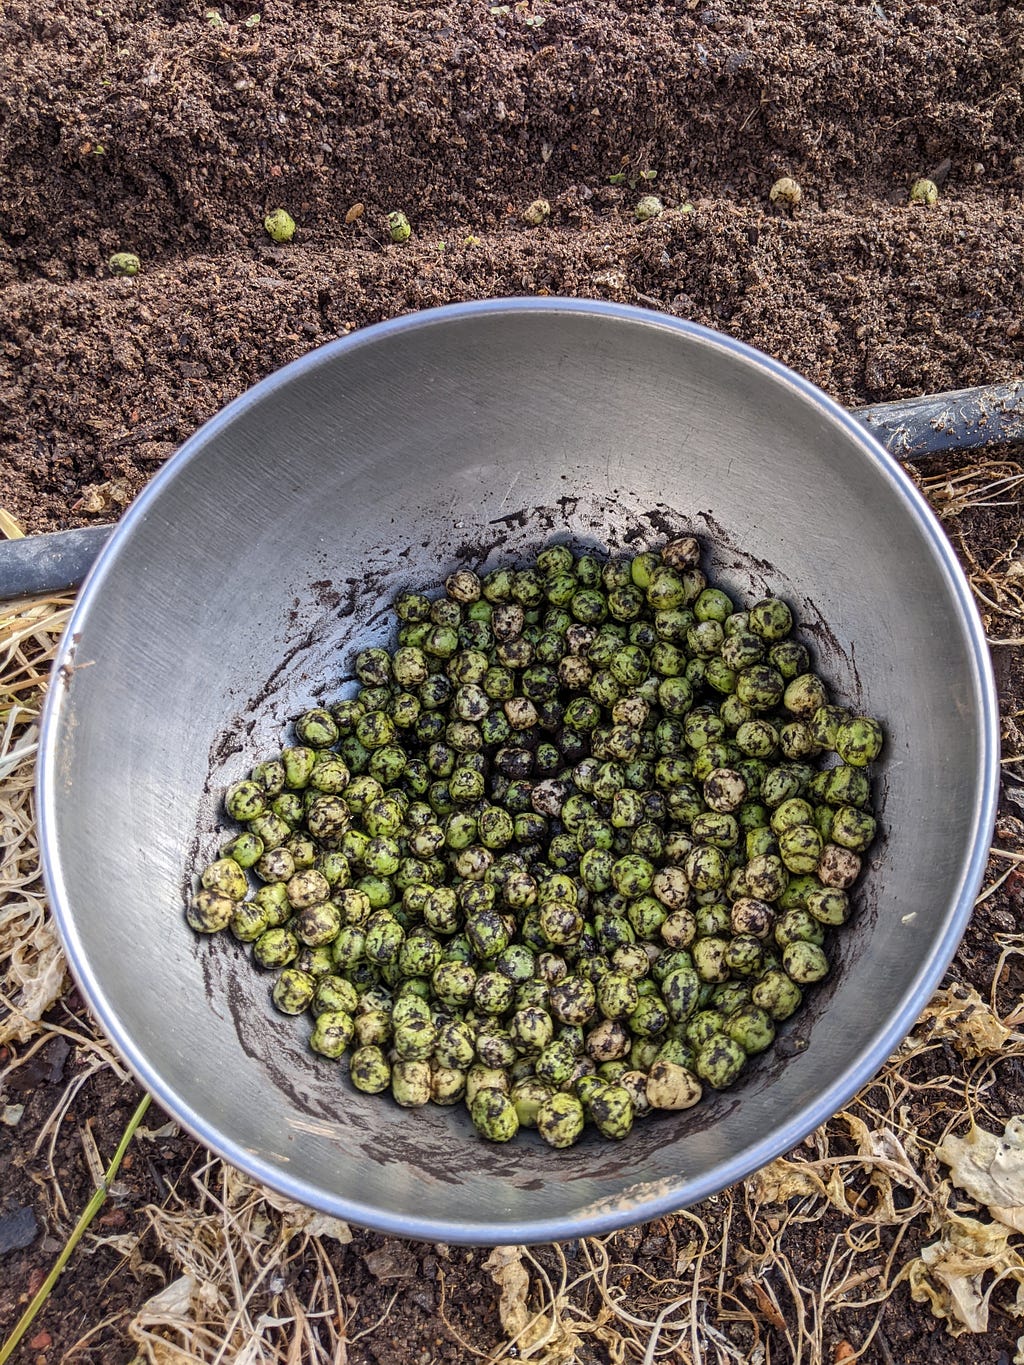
xmin=108 ymin=252 xmax=141 ymax=277
xmin=769 ymin=177 xmax=802 ymax=209
xmin=635 ymin=195 xmax=664 ymax=221
xmin=386 ymin=211 xmax=412 ymax=243
xmin=263 ymin=209 xmax=296 ymax=243
xmin=909 ymin=177 xmax=939 ymax=206
xmin=521 ymin=198 xmax=551 ymax=226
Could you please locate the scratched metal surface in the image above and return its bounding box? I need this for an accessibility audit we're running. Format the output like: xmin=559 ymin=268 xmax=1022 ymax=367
xmin=37 ymin=300 xmax=998 ymax=1244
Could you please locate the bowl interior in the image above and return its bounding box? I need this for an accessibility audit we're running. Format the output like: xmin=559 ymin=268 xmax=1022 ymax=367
xmin=40 ymin=300 xmax=995 ymax=1243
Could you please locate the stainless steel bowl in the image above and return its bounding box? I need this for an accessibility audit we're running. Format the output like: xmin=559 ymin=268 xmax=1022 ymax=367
xmin=39 ymin=299 xmax=998 ymax=1244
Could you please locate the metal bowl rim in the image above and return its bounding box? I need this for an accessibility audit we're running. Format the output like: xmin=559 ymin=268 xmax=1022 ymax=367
xmin=38 ymin=297 xmax=1000 ymax=1243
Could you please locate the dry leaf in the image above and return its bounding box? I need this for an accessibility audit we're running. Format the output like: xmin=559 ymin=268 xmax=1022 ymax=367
xmin=675 ymin=1239 xmax=699 ymax=1275
xmin=0 ymin=919 xmax=67 ymax=1044
xmin=130 ymin=1342 xmax=197 ymax=1365
xmin=484 ymin=1245 xmax=531 ymax=1338
xmin=916 ymin=983 xmax=1012 ymax=1057
xmin=905 ymin=1211 xmax=1024 ymax=1335
xmin=837 ymin=1111 xmax=921 ymax=1220
xmin=747 ymin=1157 xmax=826 ymax=1206
xmin=738 ymin=1272 xmax=786 ymax=1330
xmin=258 ymin=1186 xmax=353 ymax=1243
xmin=72 ymin=478 xmax=133 ymax=516
xmin=937 ymin=1117 xmax=1024 ymax=1231
xmin=137 ymin=1121 xmax=180 ymax=1140
xmin=841 ymin=1113 xmax=911 ymax=1171
xmin=591 ymin=269 xmax=627 ymax=291
xmin=135 ymin=1275 xmax=196 ymax=1318
xmin=128 ymin=1273 xmax=221 ymax=1361
xmin=294 ymin=1210 xmax=353 ymax=1242
xmin=482 ymin=1246 xmax=582 ymax=1363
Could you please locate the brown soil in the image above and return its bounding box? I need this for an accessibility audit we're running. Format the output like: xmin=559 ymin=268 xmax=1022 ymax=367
xmin=3 ymin=0 xmax=1024 ymax=532
xmin=2 ymin=0 xmax=1024 ymax=1361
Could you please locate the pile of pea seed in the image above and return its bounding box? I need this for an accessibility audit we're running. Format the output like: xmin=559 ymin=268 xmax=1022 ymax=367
xmin=188 ymin=536 xmax=882 ymax=1148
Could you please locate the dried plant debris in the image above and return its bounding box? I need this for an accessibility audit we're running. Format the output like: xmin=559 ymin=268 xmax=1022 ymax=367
xmin=127 ymin=1161 xmax=356 ymax=1365
xmin=477 ymin=1236 xmax=705 ymax=1365
xmin=0 ymin=596 xmax=74 ymax=1042
xmin=937 ymin=1117 xmax=1024 ymax=1234
xmin=70 ymin=478 xmax=134 ymax=517
xmin=911 ymin=982 xmax=1016 ymax=1058
xmin=919 ymin=461 xmax=1024 ymax=524
xmin=899 ymin=1117 xmax=1024 ymax=1339
xmin=483 ymin=1244 xmax=584 ymax=1362
xmin=904 ymin=1210 xmax=1024 ymax=1337
xmin=747 ymin=1157 xmax=826 ymax=1208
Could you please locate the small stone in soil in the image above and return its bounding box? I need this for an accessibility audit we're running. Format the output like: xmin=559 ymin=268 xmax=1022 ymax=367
xmin=0 ymin=1205 xmax=39 ymax=1256
xmin=364 ymin=1242 xmax=419 ymax=1279
xmin=5 ymin=1036 xmax=70 ymax=1091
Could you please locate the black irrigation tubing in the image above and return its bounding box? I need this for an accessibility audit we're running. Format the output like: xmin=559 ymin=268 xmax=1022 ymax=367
xmin=0 ymin=525 xmax=115 ymax=601
xmin=2 ymin=380 xmax=1022 ymax=602
xmin=853 ymin=378 xmax=1024 ymax=460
